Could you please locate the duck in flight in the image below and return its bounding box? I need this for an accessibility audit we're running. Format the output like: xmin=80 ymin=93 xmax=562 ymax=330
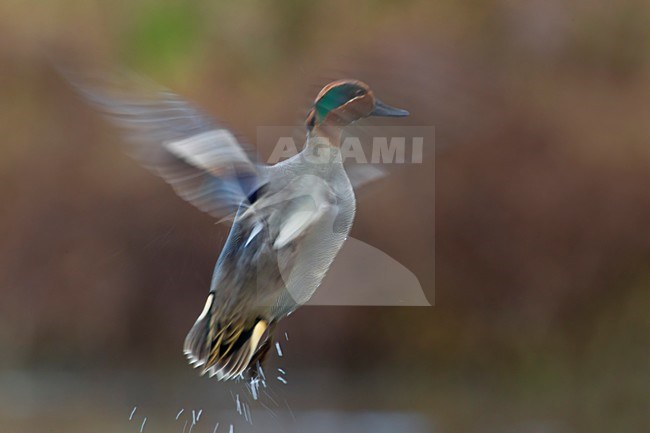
xmin=72 ymin=74 xmax=409 ymax=380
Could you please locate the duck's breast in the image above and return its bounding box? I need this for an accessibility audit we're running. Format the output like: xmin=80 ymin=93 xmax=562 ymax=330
xmin=270 ymin=161 xmax=357 ymax=313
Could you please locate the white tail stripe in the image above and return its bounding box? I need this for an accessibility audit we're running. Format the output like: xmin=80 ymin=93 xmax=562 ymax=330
xmin=196 ymin=294 xmax=214 ymax=322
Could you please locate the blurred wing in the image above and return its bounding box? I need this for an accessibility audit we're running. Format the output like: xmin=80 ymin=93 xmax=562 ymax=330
xmin=344 ymin=163 xmax=387 ymax=190
xmin=242 ymin=174 xmax=336 ymax=250
xmin=66 ymin=69 xmax=262 ymax=219
xmin=272 ymin=194 xmax=332 ymax=249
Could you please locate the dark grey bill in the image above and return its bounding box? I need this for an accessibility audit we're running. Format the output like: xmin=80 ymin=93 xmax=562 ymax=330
xmin=371 ymin=99 xmax=410 ymax=117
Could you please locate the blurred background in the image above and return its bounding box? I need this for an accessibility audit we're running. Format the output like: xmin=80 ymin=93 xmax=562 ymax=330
xmin=1 ymin=0 xmax=650 ymax=432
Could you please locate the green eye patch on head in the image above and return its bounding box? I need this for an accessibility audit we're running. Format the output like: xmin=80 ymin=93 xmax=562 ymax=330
xmin=315 ymin=83 xmax=366 ymax=122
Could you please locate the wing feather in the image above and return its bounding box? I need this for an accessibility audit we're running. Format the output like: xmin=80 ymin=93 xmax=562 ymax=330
xmin=64 ymin=68 xmax=262 ymax=219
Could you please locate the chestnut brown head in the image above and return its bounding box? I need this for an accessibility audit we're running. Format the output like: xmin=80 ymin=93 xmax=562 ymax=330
xmin=306 ymin=79 xmax=409 ymax=131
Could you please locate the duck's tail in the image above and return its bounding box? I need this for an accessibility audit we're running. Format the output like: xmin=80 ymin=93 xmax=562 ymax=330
xmin=183 ymin=294 xmax=271 ymax=380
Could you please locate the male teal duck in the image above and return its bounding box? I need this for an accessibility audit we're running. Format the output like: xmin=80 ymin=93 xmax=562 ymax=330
xmin=73 ymin=75 xmax=409 ymax=380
